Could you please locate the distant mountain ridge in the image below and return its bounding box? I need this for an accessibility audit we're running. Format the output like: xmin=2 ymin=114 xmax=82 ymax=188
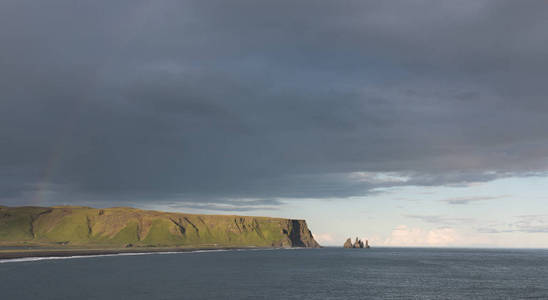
xmin=0 ymin=206 xmax=320 ymax=248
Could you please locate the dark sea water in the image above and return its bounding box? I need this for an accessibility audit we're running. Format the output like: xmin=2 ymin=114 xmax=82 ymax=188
xmin=2 ymin=247 xmax=548 ymax=299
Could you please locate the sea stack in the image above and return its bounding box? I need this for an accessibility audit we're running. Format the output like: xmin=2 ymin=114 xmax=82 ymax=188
xmin=343 ymin=237 xmax=370 ymax=249
xmin=343 ymin=238 xmax=353 ymax=248
xmin=353 ymin=237 xmax=363 ymax=248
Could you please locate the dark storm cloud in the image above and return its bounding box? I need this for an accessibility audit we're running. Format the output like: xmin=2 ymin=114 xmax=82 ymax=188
xmin=2 ymin=0 xmax=548 ymax=207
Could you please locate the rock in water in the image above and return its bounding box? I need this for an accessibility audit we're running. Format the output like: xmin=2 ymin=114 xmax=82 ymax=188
xmin=343 ymin=238 xmax=353 ymax=248
xmin=343 ymin=237 xmax=369 ymax=248
xmin=353 ymin=237 xmax=359 ymax=248
xmin=352 ymin=237 xmax=365 ymax=248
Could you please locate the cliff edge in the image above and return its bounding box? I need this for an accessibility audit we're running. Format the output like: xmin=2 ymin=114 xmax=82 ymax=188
xmin=0 ymin=206 xmax=320 ymax=248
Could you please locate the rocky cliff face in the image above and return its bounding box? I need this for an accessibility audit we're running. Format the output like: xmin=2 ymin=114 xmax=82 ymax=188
xmin=0 ymin=206 xmax=320 ymax=248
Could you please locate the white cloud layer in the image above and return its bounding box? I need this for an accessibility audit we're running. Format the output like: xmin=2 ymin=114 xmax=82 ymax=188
xmin=313 ymin=233 xmax=336 ymax=245
xmin=382 ymin=225 xmax=461 ymax=247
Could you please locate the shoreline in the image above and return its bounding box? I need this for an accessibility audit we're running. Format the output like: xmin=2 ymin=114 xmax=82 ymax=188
xmin=0 ymin=246 xmax=271 ymax=260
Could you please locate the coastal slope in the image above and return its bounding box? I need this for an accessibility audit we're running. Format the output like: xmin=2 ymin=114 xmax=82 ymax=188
xmin=0 ymin=206 xmax=320 ymax=248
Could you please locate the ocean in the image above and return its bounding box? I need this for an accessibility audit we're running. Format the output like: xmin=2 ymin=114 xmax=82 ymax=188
xmin=1 ymin=247 xmax=548 ymax=299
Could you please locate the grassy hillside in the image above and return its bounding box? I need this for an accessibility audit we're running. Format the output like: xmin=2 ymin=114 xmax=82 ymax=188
xmin=0 ymin=206 xmax=320 ymax=248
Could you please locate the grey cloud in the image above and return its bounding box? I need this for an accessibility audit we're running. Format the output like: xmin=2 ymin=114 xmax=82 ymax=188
xmin=405 ymin=215 xmax=475 ymax=226
xmin=409 ymin=214 xmax=548 ymax=234
xmin=167 ymin=198 xmax=284 ymax=212
xmin=2 ymin=0 xmax=548 ymax=206
xmin=441 ymin=195 xmax=507 ymax=205
xmin=479 ymin=215 xmax=548 ymax=233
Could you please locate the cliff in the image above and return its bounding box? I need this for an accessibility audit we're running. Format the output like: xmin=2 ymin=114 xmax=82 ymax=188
xmin=0 ymin=206 xmax=320 ymax=248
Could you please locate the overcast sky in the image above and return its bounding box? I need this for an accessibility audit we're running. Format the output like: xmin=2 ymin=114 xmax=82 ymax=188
xmin=2 ymin=0 xmax=548 ymax=246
